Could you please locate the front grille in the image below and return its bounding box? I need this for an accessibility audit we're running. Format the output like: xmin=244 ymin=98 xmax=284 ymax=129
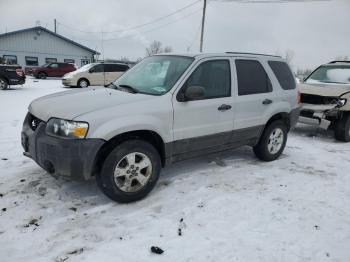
xmin=27 ymin=113 xmax=43 ymax=131
xmin=300 ymin=93 xmax=337 ymax=105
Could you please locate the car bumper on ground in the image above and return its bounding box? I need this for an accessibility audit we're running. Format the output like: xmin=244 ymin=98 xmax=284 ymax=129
xmin=21 ymin=113 xmax=105 ymax=181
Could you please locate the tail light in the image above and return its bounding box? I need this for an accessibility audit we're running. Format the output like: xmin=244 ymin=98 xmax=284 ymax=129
xmin=16 ymin=69 xmax=24 ymax=77
xmin=297 ymin=90 xmax=301 ymax=104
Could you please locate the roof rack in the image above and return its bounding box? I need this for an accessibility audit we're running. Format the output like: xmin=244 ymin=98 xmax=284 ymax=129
xmin=328 ymin=61 xmax=350 ymax=64
xmin=225 ymin=52 xmax=281 ymax=58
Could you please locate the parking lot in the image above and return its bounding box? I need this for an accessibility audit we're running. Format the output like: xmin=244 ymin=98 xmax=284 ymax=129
xmin=0 ymin=78 xmax=350 ymax=262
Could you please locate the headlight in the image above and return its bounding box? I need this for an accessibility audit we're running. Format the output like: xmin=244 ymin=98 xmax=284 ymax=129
xmin=337 ymin=98 xmax=347 ymax=107
xmin=46 ymin=118 xmax=88 ymax=139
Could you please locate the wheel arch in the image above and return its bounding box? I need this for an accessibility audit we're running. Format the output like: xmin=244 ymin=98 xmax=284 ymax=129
xmin=265 ymin=112 xmax=291 ymax=130
xmin=93 ymin=130 xmax=166 ymax=178
xmin=78 ymin=78 xmax=90 ymax=87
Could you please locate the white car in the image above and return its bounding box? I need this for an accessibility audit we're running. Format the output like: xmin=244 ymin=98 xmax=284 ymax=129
xmin=22 ymin=52 xmax=300 ymax=203
xmin=62 ymin=62 xmax=129 ymax=88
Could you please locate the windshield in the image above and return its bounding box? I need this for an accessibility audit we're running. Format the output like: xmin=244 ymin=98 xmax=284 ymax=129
xmin=41 ymin=63 xmax=50 ymax=67
xmin=111 ymin=55 xmax=194 ymax=95
xmin=305 ymin=65 xmax=350 ymax=85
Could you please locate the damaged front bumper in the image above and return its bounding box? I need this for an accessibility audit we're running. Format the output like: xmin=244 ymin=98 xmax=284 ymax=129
xmin=299 ymin=103 xmax=341 ymax=129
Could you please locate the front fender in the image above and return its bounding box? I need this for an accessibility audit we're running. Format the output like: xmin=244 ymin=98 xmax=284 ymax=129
xmin=87 ymin=115 xmax=172 ymax=143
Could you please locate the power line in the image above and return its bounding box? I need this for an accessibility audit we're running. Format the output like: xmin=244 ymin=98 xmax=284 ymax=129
xmin=57 ymin=0 xmax=201 ymax=34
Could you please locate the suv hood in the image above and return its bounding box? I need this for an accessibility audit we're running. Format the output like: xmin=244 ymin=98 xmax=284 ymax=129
xmin=29 ymin=88 xmax=153 ymax=122
xmin=299 ymin=83 xmax=350 ymax=97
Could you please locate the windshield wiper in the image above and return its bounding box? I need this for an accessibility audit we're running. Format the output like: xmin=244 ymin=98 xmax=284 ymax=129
xmin=117 ymin=84 xmax=139 ymax=94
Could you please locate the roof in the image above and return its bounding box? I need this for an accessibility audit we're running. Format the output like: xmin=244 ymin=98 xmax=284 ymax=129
xmin=327 ymin=61 xmax=350 ymax=66
xmin=0 ymin=26 xmax=100 ymax=55
xmin=154 ymin=52 xmax=283 ymax=59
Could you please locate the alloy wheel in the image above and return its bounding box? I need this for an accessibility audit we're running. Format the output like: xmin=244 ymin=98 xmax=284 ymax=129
xmin=267 ymin=128 xmax=284 ymax=154
xmin=113 ymin=152 xmax=152 ymax=193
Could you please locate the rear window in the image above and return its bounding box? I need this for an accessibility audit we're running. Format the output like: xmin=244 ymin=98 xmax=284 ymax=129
xmin=235 ymin=59 xmax=272 ymax=96
xmin=268 ymin=61 xmax=296 ymax=90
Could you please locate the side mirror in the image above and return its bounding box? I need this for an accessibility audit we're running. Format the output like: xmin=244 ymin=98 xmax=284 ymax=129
xmin=88 ymin=68 xmax=94 ymax=73
xmin=181 ymin=86 xmax=205 ymax=101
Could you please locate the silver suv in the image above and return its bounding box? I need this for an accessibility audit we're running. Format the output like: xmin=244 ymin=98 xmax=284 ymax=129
xmin=22 ymin=53 xmax=300 ymax=202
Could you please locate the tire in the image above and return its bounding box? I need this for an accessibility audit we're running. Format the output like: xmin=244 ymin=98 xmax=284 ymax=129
xmin=253 ymin=120 xmax=288 ymax=162
xmin=334 ymin=114 xmax=350 ymax=142
xmin=97 ymin=140 xmax=161 ymax=203
xmin=0 ymin=77 xmax=8 ymax=90
xmin=78 ymin=78 xmax=89 ymax=88
xmin=38 ymin=72 xmax=47 ymax=79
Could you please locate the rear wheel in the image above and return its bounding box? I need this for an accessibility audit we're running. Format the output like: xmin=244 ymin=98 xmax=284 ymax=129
xmin=96 ymin=140 xmax=161 ymax=203
xmin=253 ymin=120 xmax=288 ymax=161
xmin=0 ymin=77 xmax=8 ymax=90
xmin=78 ymin=79 xmax=89 ymax=88
xmin=334 ymin=114 xmax=350 ymax=142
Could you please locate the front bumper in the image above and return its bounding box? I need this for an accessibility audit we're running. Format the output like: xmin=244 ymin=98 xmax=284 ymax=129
xmin=21 ymin=113 xmax=105 ymax=181
xmin=299 ymin=103 xmax=340 ymax=129
xmin=62 ymin=79 xmax=73 ymax=86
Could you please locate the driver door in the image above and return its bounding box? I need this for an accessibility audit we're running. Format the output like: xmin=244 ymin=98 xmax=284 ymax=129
xmin=172 ymin=58 xmax=234 ymax=157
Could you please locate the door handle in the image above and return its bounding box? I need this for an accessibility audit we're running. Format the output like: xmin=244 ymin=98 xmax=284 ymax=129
xmin=262 ymin=99 xmax=273 ymax=105
xmin=218 ymin=104 xmax=232 ymax=111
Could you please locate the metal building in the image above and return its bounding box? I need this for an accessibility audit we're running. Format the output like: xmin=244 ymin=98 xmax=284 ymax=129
xmin=0 ymin=26 xmax=99 ymax=70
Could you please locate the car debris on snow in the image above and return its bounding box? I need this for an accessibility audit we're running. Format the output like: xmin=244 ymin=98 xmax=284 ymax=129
xmin=150 ymin=246 xmax=164 ymax=255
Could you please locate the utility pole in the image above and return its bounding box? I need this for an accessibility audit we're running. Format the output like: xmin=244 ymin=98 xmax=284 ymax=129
xmin=199 ymin=0 xmax=207 ymax=52
xmin=54 ymin=19 xmax=57 ymax=33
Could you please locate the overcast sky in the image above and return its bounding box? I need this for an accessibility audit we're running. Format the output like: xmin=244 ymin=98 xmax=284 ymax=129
xmin=0 ymin=0 xmax=349 ymax=70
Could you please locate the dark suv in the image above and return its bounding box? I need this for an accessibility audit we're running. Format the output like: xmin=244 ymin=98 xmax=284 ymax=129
xmin=0 ymin=62 xmax=25 ymax=90
xmin=32 ymin=62 xmax=76 ymax=79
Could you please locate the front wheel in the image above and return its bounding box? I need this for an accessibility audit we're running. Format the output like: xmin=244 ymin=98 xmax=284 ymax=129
xmin=38 ymin=72 xmax=47 ymax=79
xmin=97 ymin=140 xmax=161 ymax=203
xmin=78 ymin=79 xmax=89 ymax=88
xmin=0 ymin=77 xmax=8 ymax=90
xmin=253 ymin=120 xmax=288 ymax=162
xmin=334 ymin=114 xmax=350 ymax=142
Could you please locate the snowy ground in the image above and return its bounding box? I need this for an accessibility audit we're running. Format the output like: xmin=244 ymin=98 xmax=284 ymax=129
xmin=0 ymin=78 xmax=349 ymax=262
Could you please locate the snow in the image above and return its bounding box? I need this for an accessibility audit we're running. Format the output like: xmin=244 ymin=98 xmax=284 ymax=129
xmin=1 ymin=78 xmax=350 ymax=262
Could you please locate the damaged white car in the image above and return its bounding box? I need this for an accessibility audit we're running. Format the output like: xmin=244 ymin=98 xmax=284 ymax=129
xmin=299 ymin=61 xmax=350 ymax=141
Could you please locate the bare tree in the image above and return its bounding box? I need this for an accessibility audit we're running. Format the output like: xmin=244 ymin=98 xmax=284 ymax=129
xmin=145 ymin=40 xmax=173 ymax=56
xmin=146 ymin=41 xmax=163 ymax=56
xmin=284 ymin=49 xmax=295 ymax=65
xmin=120 ymin=56 xmax=130 ymax=62
xmin=163 ymin=46 xmax=173 ymax=53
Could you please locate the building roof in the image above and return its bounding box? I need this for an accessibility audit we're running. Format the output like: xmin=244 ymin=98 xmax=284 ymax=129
xmin=0 ymin=26 xmax=100 ymax=55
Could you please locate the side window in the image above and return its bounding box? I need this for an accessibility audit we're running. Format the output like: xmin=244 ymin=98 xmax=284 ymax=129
xmin=105 ymin=64 xmax=129 ymax=72
xmin=25 ymin=56 xmax=38 ymax=66
xmin=64 ymin=59 xmax=75 ymax=64
xmin=3 ymin=55 xmax=17 ymax=64
xmin=183 ymin=60 xmax=231 ymax=100
xmin=268 ymin=61 xmax=296 ymax=90
xmin=235 ymin=59 xmax=272 ymax=96
xmin=91 ymin=64 xmax=104 ymax=73
xmin=45 ymin=58 xmax=57 ymax=63
xmin=49 ymin=63 xmax=59 ymax=68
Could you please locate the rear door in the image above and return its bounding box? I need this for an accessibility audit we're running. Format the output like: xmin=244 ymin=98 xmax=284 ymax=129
xmin=104 ymin=64 xmax=129 ymax=85
xmin=172 ymin=58 xmax=234 ymax=157
xmin=88 ymin=64 xmax=105 ymax=86
xmin=232 ymin=58 xmax=276 ymax=137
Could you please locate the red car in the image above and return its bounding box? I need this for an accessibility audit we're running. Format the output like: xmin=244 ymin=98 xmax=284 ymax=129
xmin=32 ymin=62 xmax=76 ymax=79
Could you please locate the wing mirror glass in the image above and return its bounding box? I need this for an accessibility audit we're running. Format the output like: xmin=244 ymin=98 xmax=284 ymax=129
xmin=181 ymin=86 xmax=205 ymax=101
